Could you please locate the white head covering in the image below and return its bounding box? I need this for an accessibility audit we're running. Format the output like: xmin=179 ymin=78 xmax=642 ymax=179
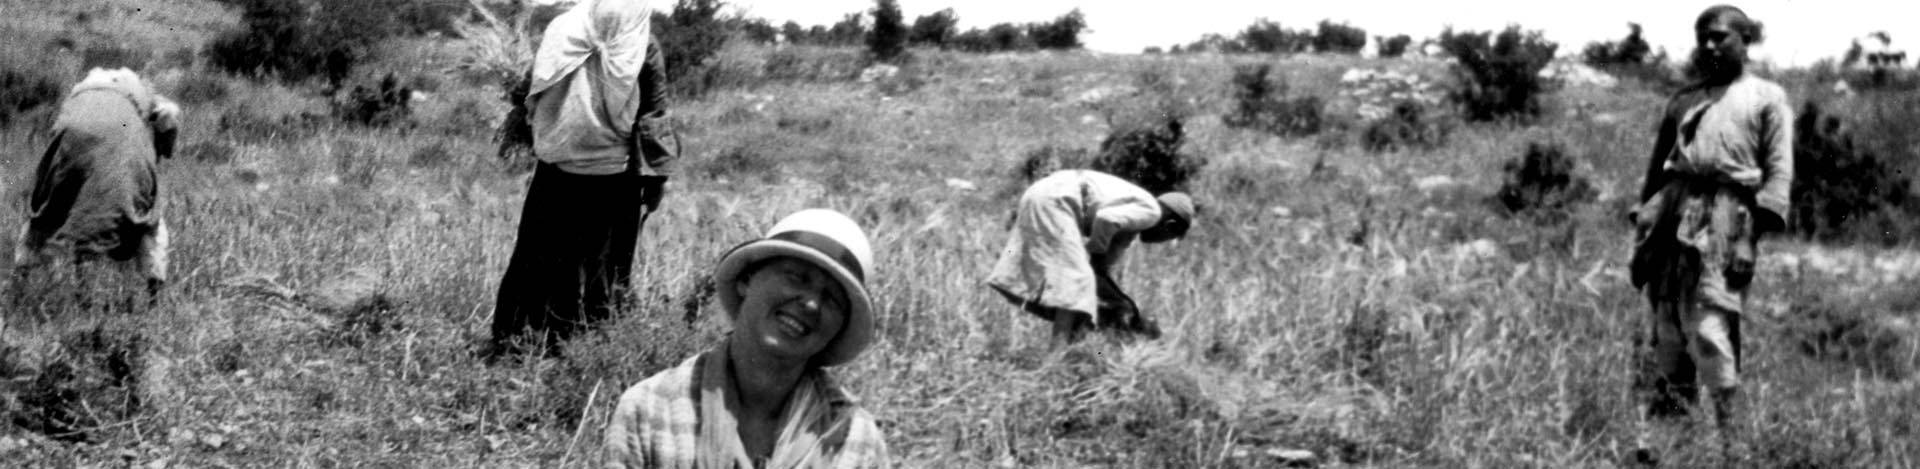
xmin=528 ymin=0 xmax=652 ymax=137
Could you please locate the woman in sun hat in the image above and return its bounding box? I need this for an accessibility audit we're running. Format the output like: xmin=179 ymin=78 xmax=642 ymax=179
xmin=986 ymin=169 xmax=1195 ymax=349
xmin=603 ymin=209 xmax=890 ymax=469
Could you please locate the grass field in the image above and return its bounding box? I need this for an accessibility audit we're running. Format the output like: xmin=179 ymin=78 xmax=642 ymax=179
xmin=2 ymin=1 xmax=1918 ymax=467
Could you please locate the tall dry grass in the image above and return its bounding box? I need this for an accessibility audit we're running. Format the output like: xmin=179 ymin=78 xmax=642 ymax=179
xmin=1 ymin=10 xmax=1917 ymax=467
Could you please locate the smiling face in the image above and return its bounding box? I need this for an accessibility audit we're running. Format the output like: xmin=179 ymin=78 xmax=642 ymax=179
xmin=731 ymin=257 xmax=850 ymax=363
xmin=1691 ymin=10 xmax=1751 ymax=83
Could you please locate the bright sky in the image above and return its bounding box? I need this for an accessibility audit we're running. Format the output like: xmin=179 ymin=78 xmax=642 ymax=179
xmin=719 ymin=0 xmax=1918 ymax=67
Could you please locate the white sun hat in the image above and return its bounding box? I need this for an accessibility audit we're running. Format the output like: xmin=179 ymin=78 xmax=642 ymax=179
xmin=713 ymin=209 xmax=875 ymax=367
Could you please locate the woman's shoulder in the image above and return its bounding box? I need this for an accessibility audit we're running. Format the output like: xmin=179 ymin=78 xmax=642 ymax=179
xmin=613 ymin=354 xmax=704 ymax=412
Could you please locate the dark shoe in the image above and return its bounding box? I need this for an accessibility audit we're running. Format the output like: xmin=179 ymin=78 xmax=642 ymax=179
xmin=1648 ymin=382 xmax=1699 ymax=420
xmin=1629 ymin=446 xmax=1660 ymax=468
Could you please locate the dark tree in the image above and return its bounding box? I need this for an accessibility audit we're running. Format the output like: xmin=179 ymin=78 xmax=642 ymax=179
xmin=1377 ymin=34 xmax=1413 ymax=58
xmin=1313 ymin=20 xmax=1367 ymax=54
xmin=868 ymin=0 xmax=907 ymax=61
xmin=908 ymin=8 xmax=959 ymax=48
xmin=1029 ymin=9 xmax=1086 ymax=50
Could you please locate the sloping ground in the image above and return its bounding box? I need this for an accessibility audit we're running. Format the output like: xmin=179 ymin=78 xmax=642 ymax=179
xmin=1 ymin=11 xmax=1917 ymax=467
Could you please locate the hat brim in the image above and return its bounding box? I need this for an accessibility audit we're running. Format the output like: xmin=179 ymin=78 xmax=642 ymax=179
xmin=713 ymin=239 xmax=874 ymax=367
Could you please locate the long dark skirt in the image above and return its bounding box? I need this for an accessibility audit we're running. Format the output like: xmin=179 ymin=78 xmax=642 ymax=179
xmin=490 ymin=162 xmax=665 ymax=356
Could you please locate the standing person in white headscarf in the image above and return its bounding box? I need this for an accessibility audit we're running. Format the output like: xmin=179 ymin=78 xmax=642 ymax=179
xmin=490 ymin=0 xmax=676 ymax=358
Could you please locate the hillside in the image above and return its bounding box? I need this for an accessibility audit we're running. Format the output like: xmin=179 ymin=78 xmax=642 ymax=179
xmin=1 ymin=2 xmax=1917 ymax=467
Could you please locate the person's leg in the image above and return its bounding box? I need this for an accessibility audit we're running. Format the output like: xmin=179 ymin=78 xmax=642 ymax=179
xmin=11 ymin=224 xmax=46 ymax=309
xmin=1687 ymin=304 xmax=1740 ymax=428
xmin=492 ymin=163 xmax=569 ymax=357
xmin=1049 ymin=309 xmax=1088 ymax=350
xmin=137 ymin=220 xmax=169 ymax=307
xmin=1648 ymin=298 xmax=1698 ymax=419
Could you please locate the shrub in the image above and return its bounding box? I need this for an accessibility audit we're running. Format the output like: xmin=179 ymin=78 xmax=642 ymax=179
xmin=1493 ymin=141 xmax=1595 ymax=221
xmin=1582 ymin=23 xmax=1680 ymax=91
xmin=735 ymin=17 xmax=778 ymax=44
xmin=1438 ymin=26 xmax=1558 ymax=122
xmin=652 ymin=0 xmax=732 ymax=98
xmin=1013 ymin=145 xmax=1093 ymax=187
xmin=1313 ymin=20 xmax=1367 ymax=55
xmin=207 ymin=0 xmax=400 ymax=86
xmin=1787 ymin=283 xmax=1920 ymax=380
xmin=1222 ymin=64 xmax=1325 ymax=138
xmin=1581 ymin=23 xmax=1652 ymax=66
xmin=987 ymin=23 xmax=1034 ymax=52
xmin=1377 ymin=34 xmax=1412 ymax=58
xmin=1791 ymin=100 xmax=1920 ymax=244
xmin=1361 ymin=101 xmax=1451 ymax=152
xmin=1237 ymin=19 xmax=1310 ymax=54
xmin=1029 ymin=9 xmax=1087 ymax=50
xmin=331 ymin=73 xmax=413 ymax=127
xmin=393 ymin=0 xmax=464 ymax=36
xmin=0 ymin=53 xmax=69 ymax=126
xmin=908 ymin=8 xmax=958 ymax=48
xmin=1092 ymin=116 xmax=1203 ymax=195
xmin=1180 ymin=33 xmax=1246 ymax=55
xmin=866 ymin=0 xmax=907 ymax=63
xmin=826 ymin=13 xmax=867 ymax=46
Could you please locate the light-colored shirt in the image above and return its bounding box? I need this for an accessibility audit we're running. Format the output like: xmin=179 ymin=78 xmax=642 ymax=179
xmin=603 ymin=350 xmax=890 ymax=469
xmin=1642 ymin=73 xmax=1794 ymax=225
xmin=529 ymin=0 xmax=657 ymax=175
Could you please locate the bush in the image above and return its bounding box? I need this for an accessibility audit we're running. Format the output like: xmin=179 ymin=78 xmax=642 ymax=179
xmin=0 ymin=53 xmax=69 ymax=126
xmin=825 ymin=13 xmax=867 ymax=46
xmin=1581 ymin=23 xmax=1652 ymax=66
xmin=207 ymin=0 xmax=400 ymax=86
xmin=908 ymin=8 xmax=958 ymax=48
xmin=331 ymin=73 xmax=413 ymax=127
xmin=1237 ymin=19 xmax=1310 ymax=54
xmin=1438 ymin=26 xmax=1558 ymax=122
xmin=735 ymin=17 xmax=778 ymax=44
xmin=1015 ymin=145 xmax=1092 ymax=184
xmin=1029 ymin=9 xmax=1087 ymax=50
xmin=1092 ymin=116 xmax=1204 ymax=195
xmin=1582 ymin=23 xmax=1680 ymax=91
xmin=652 ymin=0 xmax=732 ymax=98
xmin=1313 ymin=20 xmax=1367 ymax=55
xmin=1791 ymin=100 xmax=1920 ymax=244
xmin=1222 ymin=64 xmax=1324 ymax=138
xmin=866 ymin=0 xmax=907 ymax=62
xmin=1361 ymin=101 xmax=1451 ymax=152
xmin=1493 ymin=141 xmax=1595 ymax=221
xmin=1377 ymin=34 xmax=1412 ymax=58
